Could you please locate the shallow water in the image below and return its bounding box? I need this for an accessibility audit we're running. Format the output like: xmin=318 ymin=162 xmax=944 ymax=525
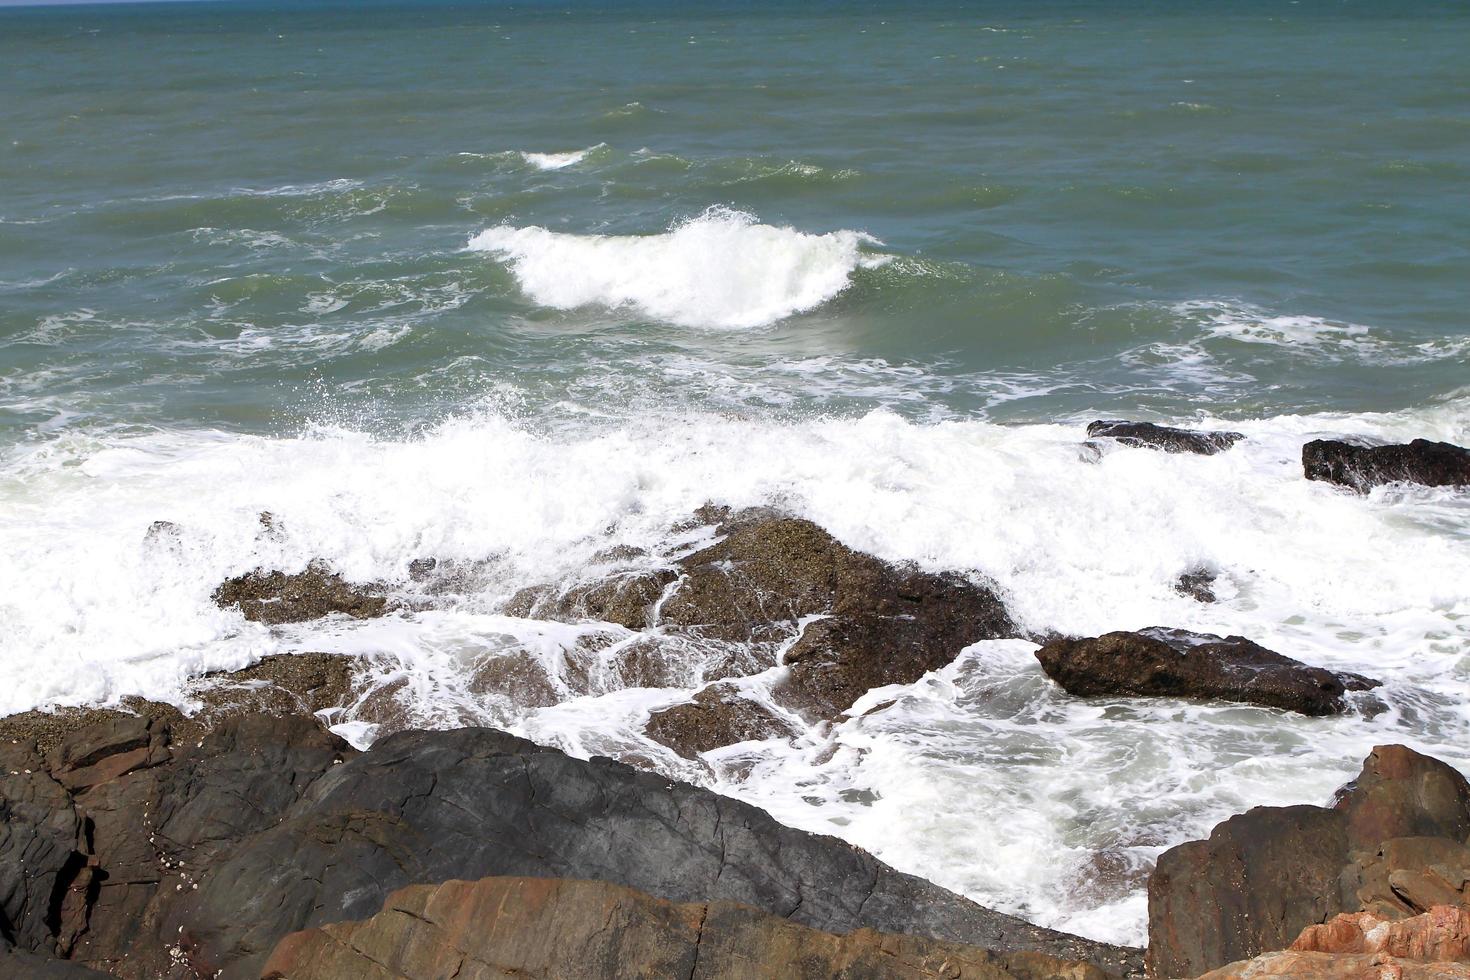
xmin=1 ymin=0 xmax=1467 ymax=946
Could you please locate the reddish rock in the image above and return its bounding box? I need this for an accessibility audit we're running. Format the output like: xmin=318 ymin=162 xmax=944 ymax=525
xmin=1196 ymin=949 xmax=1470 ymax=979
xmin=1333 ymin=744 xmax=1470 ymax=850
xmin=1292 ymin=906 xmax=1470 ymax=962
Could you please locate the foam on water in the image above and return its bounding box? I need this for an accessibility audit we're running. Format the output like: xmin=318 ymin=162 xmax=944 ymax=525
xmin=467 ymin=206 xmax=890 ymax=329
xmin=1 ymin=399 xmax=1467 ymax=944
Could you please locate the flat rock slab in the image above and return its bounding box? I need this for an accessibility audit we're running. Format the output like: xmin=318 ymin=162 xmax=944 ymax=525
xmin=263 ymin=876 xmax=1116 ymax=980
xmin=1086 ymin=420 xmax=1244 ymax=455
xmin=1035 ymin=627 xmax=1380 ymax=716
xmin=1303 ymin=438 xmax=1470 ymax=492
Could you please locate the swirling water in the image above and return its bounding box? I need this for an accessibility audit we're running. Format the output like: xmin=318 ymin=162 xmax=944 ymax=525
xmin=2 ymin=0 xmax=1468 ymax=945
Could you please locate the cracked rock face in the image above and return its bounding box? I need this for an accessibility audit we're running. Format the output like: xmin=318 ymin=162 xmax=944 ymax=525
xmin=1035 ymin=628 xmax=1381 ymax=717
xmin=262 ymin=876 xmax=1115 ymax=980
xmin=0 ymin=712 xmax=1141 ymax=979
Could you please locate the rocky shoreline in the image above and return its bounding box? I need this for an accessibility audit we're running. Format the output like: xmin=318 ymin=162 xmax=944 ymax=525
xmin=4 ymin=422 xmax=1469 ymax=978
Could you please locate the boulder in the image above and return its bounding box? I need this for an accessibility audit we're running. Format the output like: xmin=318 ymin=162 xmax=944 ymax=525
xmin=1086 ymin=420 xmax=1244 ymax=456
xmin=213 ymin=560 xmax=388 ymax=624
xmin=1035 ymin=628 xmax=1380 ymax=716
xmin=1146 ymin=745 xmax=1470 ymax=978
xmin=1303 ymin=438 xmax=1470 ymax=492
xmin=1332 ymin=744 xmax=1470 ymax=849
xmin=1145 ymin=805 xmax=1351 ymax=979
xmin=645 ymin=684 xmax=798 ymax=757
xmin=0 ymin=712 xmax=1141 ymax=979
xmin=262 ymin=876 xmax=1115 ymax=980
xmin=506 ymin=568 xmax=677 ymax=631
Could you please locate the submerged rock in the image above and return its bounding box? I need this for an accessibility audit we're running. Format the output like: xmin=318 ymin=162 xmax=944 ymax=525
xmin=1034 ymin=628 xmax=1380 ymax=716
xmin=1086 ymin=420 xmax=1244 ymax=456
xmin=213 ymin=560 xmax=388 ymax=624
xmin=1173 ymin=568 xmax=1218 ymax=603
xmin=0 ymin=711 xmax=1141 ymax=978
xmin=506 ymin=568 xmax=676 ymax=631
xmin=1303 ymin=438 xmax=1470 ymax=492
xmin=1145 ymin=744 xmax=1470 ymax=979
xmin=262 ymin=876 xmax=1116 ymax=980
xmin=645 ymin=684 xmax=797 ymax=758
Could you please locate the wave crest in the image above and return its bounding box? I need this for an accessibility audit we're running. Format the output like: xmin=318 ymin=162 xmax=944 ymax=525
xmin=467 ymin=206 xmax=888 ymax=329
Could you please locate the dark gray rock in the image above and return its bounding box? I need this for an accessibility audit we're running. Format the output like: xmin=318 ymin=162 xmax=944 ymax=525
xmin=1302 ymin=438 xmax=1470 ymax=492
xmin=0 ymin=712 xmax=1141 ymax=979
xmin=1174 ymin=568 xmax=1218 ymax=603
xmin=1086 ymin=420 xmax=1244 ymax=456
xmin=1035 ymin=628 xmax=1380 ymax=716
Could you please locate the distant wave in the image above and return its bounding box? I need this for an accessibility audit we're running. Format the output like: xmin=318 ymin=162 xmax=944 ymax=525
xmin=467 ymin=206 xmax=889 ymax=329
xmin=519 ymin=143 xmax=607 ymax=171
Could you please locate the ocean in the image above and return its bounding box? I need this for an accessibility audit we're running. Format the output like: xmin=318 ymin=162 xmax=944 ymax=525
xmin=2 ymin=0 xmax=1467 ymax=946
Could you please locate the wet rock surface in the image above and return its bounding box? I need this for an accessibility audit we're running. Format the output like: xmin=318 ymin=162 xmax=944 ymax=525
xmin=1146 ymin=744 xmax=1470 ymax=978
xmin=1035 ymin=627 xmax=1381 ymax=716
xmin=213 ymin=560 xmax=388 ymax=624
xmin=645 ymin=684 xmax=798 ymax=758
xmin=263 ymin=876 xmax=1115 ymax=980
xmin=1086 ymin=420 xmax=1244 ymax=455
xmin=1303 ymin=438 xmax=1470 ymax=492
xmin=1173 ymin=568 xmax=1218 ymax=603
xmin=0 ymin=710 xmax=1142 ymax=979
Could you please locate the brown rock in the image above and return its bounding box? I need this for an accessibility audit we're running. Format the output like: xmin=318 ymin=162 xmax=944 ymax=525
xmin=1196 ymin=949 xmax=1470 ymax=979
xmin=1145 ymin=805 xmax=1350 ymax=979
xmin=213 ymin=560 xmax=388 ymax=624
xmin=645 ymin=685 xmax=798 ymax=758
xmin=506 ymin=568 xmax=677 ymax=631
xmin=1036 ymin=628 xmax=1380 ymax=716
xmin=261 ymin=876 xmax=1115 ymax=980
xmin=1333 ymin=745 xmax=1470 ymax=850
xmin=1174 ymin=569 xmax=1218 ymax=603
xmin=1339 ymin=837 xmax=1470 ymax=920
xmin=1303 ymin=438 xmax=1470 ymax=492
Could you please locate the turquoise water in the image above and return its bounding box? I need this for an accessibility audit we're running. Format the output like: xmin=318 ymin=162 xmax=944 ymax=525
xmin=3 ymin=0 xmax=1468 ymax=436
xmin=2 ymin=0 xmax=1468 ymax=946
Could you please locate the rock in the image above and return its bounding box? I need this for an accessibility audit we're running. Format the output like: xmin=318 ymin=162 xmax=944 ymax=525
xmin=1337 ymin=837 xmax=1470 ymax=919
xmin=645 ymin=684 xmax=798 ymax=757
xmin=1174 ymin=568 xmax=1217 ymax=603
xmin=1292 ymin=906 xmax=1470 ymax=962
xmin=1035 ymin=628 xmax=1380 ymax=716
xmin=262 ymin=876 xmax=1115 ymax=980
xmin=1333 ymin=744 xmax=1470 ymax=850
xmin=1146 ymin=744 xmax=1470 ymax=978
xmin=1196 ymin=949 xmax=1470 ymax=979
xmin=1303 ymin=438 xmax=1470 ymax=492
xmin=658 ymin=512 xmax=1014 ymax=718
xmin=506 ymin=568 xmax=676 ymax=630
xmin=213 ymin=560 xmax=388 ymax=624
xmin=0 ymin=945 xmax=113 ymax=978
xmin=1145 ymin=805 xmax=1351 ymax=979
xmin=1086 ymin=420 xmax=1244 ymax=455
xmin=0 ymin=711 xmax=1140 ymax=979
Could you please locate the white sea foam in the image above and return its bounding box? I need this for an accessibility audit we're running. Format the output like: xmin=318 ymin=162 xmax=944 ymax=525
xmin=467 ymin=206 xmax=890 ymax=328
xmin=518 ymin=143 xmax=606 ymax=170
xmin=1 ymin=401 xmax=1467 ymax=945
